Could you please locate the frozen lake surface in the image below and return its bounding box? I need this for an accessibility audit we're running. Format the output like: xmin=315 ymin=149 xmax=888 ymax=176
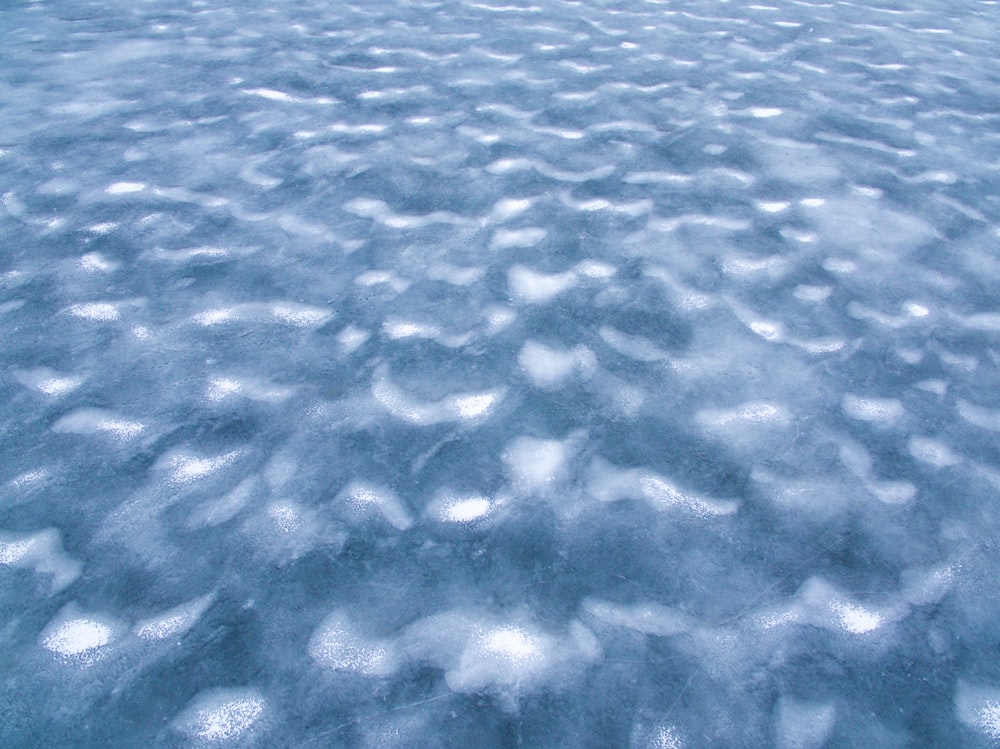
xmin=2 ymin=0 xmax=1000 ymax=745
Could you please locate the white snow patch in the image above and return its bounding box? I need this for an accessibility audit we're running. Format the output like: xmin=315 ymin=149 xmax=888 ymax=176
xmin=14 ymin=368 xmax=85 ymax=397
xmin=492 ymin=227 xmax=547 ymax=249
xmin=909 ymin=437 xmax=960 ymax=467
xmin=508 ymin=265 xmax=578 ymax=303
xmin=135 ymin=593 xmax=214 ymax=641
xmin=67 ymin=302 xmax=121 ymax=321
xmin=0 ymin=528 xmax=81 ymax=593
xmin=372 ymin=365 xmax=504 ymax=426
xmin=504 ymin=436 xmax=570 ymax=491
xmin=173 ymin=688 xmax=267 ymax=742
xmin=774 ymin=697 xmax=837 ymax=749
xmin=309 ymin=611 xmax=399 ymax=676
xmin=106 ymin=181 xmax=145 ymax=194
xmin=842 ymin=395 xmax=905 ymax=425
xmin=339 ymin=481 xmax=413 ymax=531
xmin=52 ymin=408 xmax=145 ymax=439
xmin=518 ymin=340 xmax=595 ymax=388
xmin=956 ymin=681 xmax=1000 ymax=740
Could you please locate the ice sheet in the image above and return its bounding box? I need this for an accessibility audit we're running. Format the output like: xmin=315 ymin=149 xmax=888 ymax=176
xmin=1 ymin=0 xmax=998 ymax=745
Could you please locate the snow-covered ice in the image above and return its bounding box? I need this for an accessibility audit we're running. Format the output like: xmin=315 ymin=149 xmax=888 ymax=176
xmin=2 ymin=0 xmax=999 ymax=745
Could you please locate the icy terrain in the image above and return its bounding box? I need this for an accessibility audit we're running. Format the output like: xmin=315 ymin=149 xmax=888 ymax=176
xmin=2 ymin=0 xmax=1000 ymax=745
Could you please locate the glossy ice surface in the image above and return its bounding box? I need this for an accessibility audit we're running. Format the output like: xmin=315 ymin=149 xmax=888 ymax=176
xmin=2 ymin=0 xmax=999 ymax=745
